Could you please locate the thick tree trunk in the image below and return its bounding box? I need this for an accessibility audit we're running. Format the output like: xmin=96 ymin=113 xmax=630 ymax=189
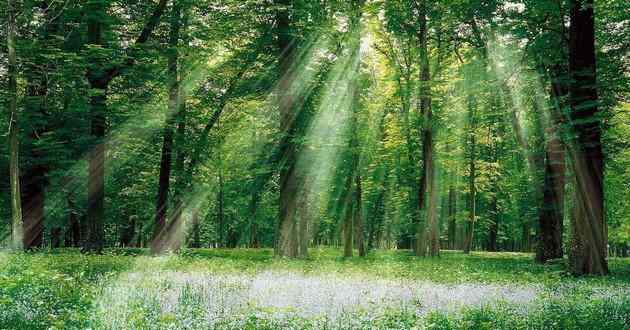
xmin=7 ymin=0 xmax=23 ymax=250
xmin=536 ymin=66 xmax=567 ymax=263
xmin=84 ymin=87 xmax=106 ymax=253
xmin=275 ymin=0 xmax=301 ymax=258
xmin=536 ymin=127 xmax=565 ymax=261
xmin=415 ymin=0 xmax=439 ymax=257
xmin=21 ymin=171 xmax=45 ymax=249
xmin=83 ymin=0 xmax=108 ymax=253
xmin=568 ymin=0 xmax=608 ymax=275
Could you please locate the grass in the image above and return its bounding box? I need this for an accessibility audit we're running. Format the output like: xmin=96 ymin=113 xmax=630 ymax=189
xmin=0 ymin=248 xmax=629 ymax=329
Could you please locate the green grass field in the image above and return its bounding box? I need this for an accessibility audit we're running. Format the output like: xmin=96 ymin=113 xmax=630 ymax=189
xmin=1 ymin=248 xmax=629 ymax=329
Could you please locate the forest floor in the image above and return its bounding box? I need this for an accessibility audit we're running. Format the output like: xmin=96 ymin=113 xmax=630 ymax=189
xmin=1 ymin=248 xmax=629 ymax=329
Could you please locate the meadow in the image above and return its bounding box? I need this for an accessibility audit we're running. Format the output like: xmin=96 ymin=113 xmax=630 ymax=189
xmin=1 ymin=249 xmax=629 ymax=329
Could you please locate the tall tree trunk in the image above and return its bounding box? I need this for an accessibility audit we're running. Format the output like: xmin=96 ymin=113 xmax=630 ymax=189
xmin=464 ymin=96 xmax=477 ymax=254
xmin=21 ymin=1 xmax=57 ymax=250
xmin=169 ymin=9 xmax=189 ymax=241
xmin=488 ymin=123 xmax=502 ymax=253
xmin=152 ymin=0 xmax=182 ymax=254
xmin=275 ymin=0 xmax=300 ymax=257
xmin=7 ymin=0 xmax=23 ymax=250
xmin=415 ymin=0 xmax=439 ymax=257
xmin=568 ymin=0 xmax=608 ymax=275
xmin=83 ymin=0 xmax=108 ymax=253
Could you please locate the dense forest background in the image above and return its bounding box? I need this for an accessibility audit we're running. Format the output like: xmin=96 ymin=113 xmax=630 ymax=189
xmin=1 ymin=0 xmax=628 ymax=275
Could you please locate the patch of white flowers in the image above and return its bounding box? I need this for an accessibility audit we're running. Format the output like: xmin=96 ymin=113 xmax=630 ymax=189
xmin=94 ymin=270 xmax=541 ymax=327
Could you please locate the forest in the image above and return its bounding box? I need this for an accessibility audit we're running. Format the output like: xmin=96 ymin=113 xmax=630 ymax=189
xmin=1 ymin=0 xmax=629 ymax=329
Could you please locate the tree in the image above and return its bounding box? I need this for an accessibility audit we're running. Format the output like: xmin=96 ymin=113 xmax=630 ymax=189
xmin=83 ymin=0 xmax=168 ymax=253
xmin=152 ymin=0 xmax=183 ymax=254
xmin=7 ymin=0 xmax=23 ymax=250
xmin=568 ymin=0 xmax=608 ymax=275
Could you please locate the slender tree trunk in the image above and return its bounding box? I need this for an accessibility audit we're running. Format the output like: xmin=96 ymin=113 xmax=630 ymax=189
xmin=488 ymin=195 xmax=499 ymax=252
xmin=488 ymin=125 xmax=501 ymax=252
xmin=568 ymin=0 xmax=608 ymax=275
xmin=447 ymin=185 xmax=456 ymax=250
xmin=464 ymin=96 xmax=477 ymax=254
xmin=297 ymin=184 xmax=309 ymax=257
xmin=343 ymin=173 xmax=354 ymax=257
xmin=217 ymin=170 xmax=225 ymax=248
xmin=249 ymin=193 xmax=259 ymax=248
xmin=152 ymin=0 xmax=182 ymax=254
xmin=7 ymin=0 xmax=23 ymax=250
xmin=354 ymin=175 xmax=366 ymax=256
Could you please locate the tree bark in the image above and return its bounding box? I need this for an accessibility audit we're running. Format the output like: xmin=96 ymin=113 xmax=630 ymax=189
xmin=152 ymin=0 xmax=182 ymax=254
xmin=64 ymin=191 xmax=81 ymax=247
xmin=488 ymin=195 xmax=499 ymax=252
xmin=7 ymin=0 xmax=23 ymax=250
xmin=275 ymin=0 xmax=300 ymax=257
xmin=21 ymin=170 xmax=45 ymax=249
xmin=415 ymin=0 xmax=436 ymax=257
xmin=568 ymin=0 xmax=608 ymax=275
xmin=343 ymin=174 xmax=354 ymax=258
xmin=464 ymin=96 xmax=477 ymax=254
xmin=447 ymin=185 xmax=456 ymax=249
xmin=354 ymin=175 xmax=366 ymax=256
xmin=536 ymin=74 xmax=566 ymax=261
xmin=216 ymin=169 xmax=225 ymax=248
